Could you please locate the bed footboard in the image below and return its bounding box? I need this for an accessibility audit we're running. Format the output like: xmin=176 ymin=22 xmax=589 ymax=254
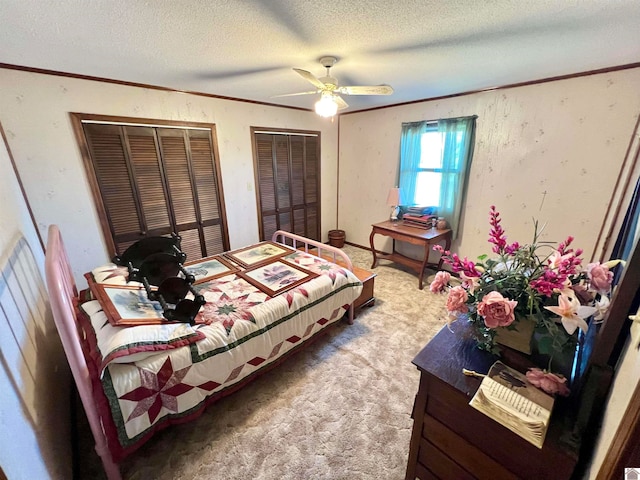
xmin=45 ymin=225 xmax=122 ymax=480
xmin=271 ymin=230 xmax=356 ymax=323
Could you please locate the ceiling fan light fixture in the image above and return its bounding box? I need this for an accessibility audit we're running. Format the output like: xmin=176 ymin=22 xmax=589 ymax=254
xmin=314 ymin=93 xmax=338 ymax=117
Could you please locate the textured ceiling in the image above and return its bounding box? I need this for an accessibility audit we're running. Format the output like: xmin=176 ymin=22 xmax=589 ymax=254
xmin=1 ymin=0 xmax=639 ymax=113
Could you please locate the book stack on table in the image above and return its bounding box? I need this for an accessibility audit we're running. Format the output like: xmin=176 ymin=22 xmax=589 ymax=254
xmin=402 ymin=213 xmax=436 ymax=229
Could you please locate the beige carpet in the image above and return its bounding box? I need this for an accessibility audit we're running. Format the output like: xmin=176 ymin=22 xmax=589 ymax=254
xmin=79 ymin=245 xmax=448 ymax=480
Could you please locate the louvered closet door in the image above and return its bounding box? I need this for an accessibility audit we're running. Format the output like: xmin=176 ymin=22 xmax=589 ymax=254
xmin=81 ymin=120 xmax=228 ymax=260
xmin=255 ymin=133 xmax=278 ymax=240
xmin=84 ymin=124 xmax=171 ymax=254
xmin=253 ymin=131 xmax=320 ymax=241
xmin=274 ymin=135 xmax=292 ymax=233
xmin=188 ymin=130 xmax=226 ymax=257
xmin=290 ymin=136 xmax=306 ymax=237
xmin=156 ymin=128 xmax=227 ymax=261
xmin=303 ymin=135 xmax=319 ymax=240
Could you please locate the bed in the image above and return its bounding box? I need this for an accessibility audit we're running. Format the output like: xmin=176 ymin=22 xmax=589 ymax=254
xmin=45 ymin=226 xmax=363 ymax=480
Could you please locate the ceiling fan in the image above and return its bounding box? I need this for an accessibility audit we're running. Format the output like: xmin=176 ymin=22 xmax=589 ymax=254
xmin=275 ymin=56 xmax=394 ymax=117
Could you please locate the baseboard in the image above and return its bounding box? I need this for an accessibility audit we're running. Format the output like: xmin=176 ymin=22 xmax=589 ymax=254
xmin=344 ymin=240 xmax=370 ymax=251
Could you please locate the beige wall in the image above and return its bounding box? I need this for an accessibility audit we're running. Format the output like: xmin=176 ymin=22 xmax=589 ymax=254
xmin=338 ymin=68 xmax=640 ymax=262
xmin=0 ymin=69 xmax=339 ymax=284
xmin=0 ymin=126 xmax=72 ymax=478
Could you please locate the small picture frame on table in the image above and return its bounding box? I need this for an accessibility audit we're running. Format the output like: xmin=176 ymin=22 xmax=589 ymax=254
xmin=225 ymin=241 xmax=294 ymax=268
xmin=238 ymin=259 xmax=318 ymax=297
xmin=184 ymin=254 xmax=238 ymax=284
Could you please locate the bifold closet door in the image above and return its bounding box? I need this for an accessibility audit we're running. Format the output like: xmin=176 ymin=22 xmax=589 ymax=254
xmin=156 ymin=128 xmax=227 ymax=261
xmin=81 ymin=121 xmax=228 ymax=260
xmin=253 ymin=131 xmax=320 ymax=242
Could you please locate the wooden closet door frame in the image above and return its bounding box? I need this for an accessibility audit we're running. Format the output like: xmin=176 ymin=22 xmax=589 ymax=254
xmin=250 ymin=127 xmax=321 ymax=241
xmin=70 ymin=113 xmax=229 ymax=257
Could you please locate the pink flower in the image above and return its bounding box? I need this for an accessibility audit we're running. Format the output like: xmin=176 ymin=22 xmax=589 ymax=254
xmin=547 ymin=250 xmax=574 ymax=270
xmin=488 ymin=206 xmax=508 ymax=254
xmin=430 ymin=271 xmax=451 ymax=293
xmin=504 ymin=242 xmax=520 ymax=255
xmin=587 ymin=262 xmax=613 ymax=294
xmin=530 ymin=269 xmax=566 ymax=297
xmin=476 ymin=291 xmax=518 ymax=328
xmin=526 ymin=368 xmax=570 ymax=397
xmin=460 ymin=272 xmax=480 ymax=294
xmin=557 ymin=236 xmax=575 ymax=255
xmin=446 ymin=286 xmax=468 ymax=314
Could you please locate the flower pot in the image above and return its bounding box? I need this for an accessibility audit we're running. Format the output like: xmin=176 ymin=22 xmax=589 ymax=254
xmin=494 ymin=316 xmax=536 ymax=355
xmin=495 ymin=318 xmax=577 ymax=381
xmin=328 ymin=229 xmax=346 ymax=248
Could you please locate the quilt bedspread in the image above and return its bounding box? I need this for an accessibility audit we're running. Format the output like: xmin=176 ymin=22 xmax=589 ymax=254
xmin=83 ymin=250 xmax=363 ymax=448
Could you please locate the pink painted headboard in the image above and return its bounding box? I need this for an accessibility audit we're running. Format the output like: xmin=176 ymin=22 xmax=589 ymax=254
xmin=44 ymin=225 xmax=121 ymax=480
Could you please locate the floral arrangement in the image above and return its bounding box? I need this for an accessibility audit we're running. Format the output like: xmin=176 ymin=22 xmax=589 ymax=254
xmin=430 ymin=206 xmax=621 ymax=396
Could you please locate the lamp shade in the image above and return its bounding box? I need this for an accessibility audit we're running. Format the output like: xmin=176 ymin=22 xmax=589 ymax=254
xmin=315 ymin=93 xmax=338 ymax=117
xmin=386 ymin=187 xmax=401 ymax=206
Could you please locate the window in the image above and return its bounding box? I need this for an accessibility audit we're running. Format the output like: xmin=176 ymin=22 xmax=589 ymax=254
xmin=71 ymin=114 xmax=229 ymax=261
xmin=399 ymin=116 xmax=476 ymax=238
xmin=413 ymin=125 xmax=442 ymax=207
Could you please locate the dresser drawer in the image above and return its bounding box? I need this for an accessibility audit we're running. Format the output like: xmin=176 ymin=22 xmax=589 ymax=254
xmin=420 ymin=414 xmax=517 ymax=480
xmin=424 ymin=375 xmax=576 ymax=480
xmin=417 ymin=438 xmax=475 ymax=480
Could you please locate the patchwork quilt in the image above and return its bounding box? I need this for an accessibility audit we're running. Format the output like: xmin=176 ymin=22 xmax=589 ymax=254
xmin=80 ymin=250 xmax=363 ymax=453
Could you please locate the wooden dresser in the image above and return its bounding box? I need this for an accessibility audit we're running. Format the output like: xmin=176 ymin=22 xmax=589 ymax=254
xmin=405 ymin=322 xmax=579 ymax=480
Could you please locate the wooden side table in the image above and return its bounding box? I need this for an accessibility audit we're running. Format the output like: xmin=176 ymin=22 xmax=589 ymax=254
xmin=405 ymin=321 xmax=579 ymax=480
xmin=368 ymin=220 xmax=452 ymax=289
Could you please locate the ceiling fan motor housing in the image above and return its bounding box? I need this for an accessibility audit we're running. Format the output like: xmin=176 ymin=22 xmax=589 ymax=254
xmin=319 ymin=56 xmax=337 ymax=68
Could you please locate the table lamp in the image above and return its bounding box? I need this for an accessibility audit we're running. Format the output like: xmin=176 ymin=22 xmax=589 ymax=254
xmin=387 ymin=187 xmax=401 ymax=222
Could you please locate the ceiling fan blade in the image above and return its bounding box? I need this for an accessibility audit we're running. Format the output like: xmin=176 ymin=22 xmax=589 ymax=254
xmin=334 ymin=95 xmax=349 ymax=110
xmin=338 ymin=85 xmax=394 ymax=95
xmin=271 ymin=90 xmax=318 ymax=98
xmin=293 ymin=68 xmax=327 ymax=89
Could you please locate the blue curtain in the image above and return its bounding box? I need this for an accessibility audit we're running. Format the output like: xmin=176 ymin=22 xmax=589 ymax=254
xmin=398 ymin=121 xmax=428 ymax=206
xmin=437 ymin=116 xmax=477 ymax=240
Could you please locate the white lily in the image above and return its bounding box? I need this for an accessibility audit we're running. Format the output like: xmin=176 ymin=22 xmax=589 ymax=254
xmin=544 ymin=293 xmax=595 ymax=335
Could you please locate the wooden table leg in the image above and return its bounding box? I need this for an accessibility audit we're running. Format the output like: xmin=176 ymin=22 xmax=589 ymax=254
xmin=436 ymin=232 xmax=453 ymax=270
xmin=418 ymin=241 xmax=430 ymax=290
xmin=369 ymin=229 xmax=378 ymax=269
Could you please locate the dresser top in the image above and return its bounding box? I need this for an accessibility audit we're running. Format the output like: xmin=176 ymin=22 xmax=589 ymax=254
xmin=413 ymin=320 xmax=497 ymax=397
